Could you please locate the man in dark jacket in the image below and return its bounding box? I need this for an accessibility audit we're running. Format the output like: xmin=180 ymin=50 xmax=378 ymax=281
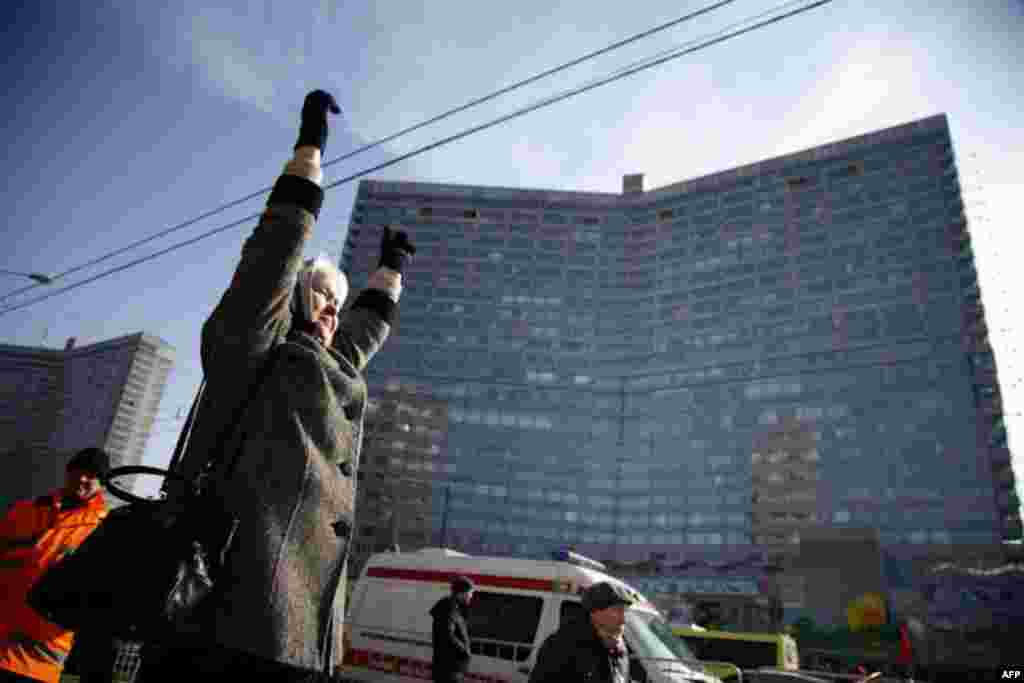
xmin=528 ymin=582 xmax=633 ymax=683
xmin=429 ymin=576 xmax=475 ymax=682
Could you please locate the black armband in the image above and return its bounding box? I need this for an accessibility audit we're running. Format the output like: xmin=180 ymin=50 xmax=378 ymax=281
xmin=351 ymin=289 xmax=397 ymax=325
xmin=267 ymin=174 xmax=324 ymax=219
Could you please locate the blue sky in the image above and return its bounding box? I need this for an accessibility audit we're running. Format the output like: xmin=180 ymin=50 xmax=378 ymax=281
xmin=1 ymin=0 xmax=1022 ymax=501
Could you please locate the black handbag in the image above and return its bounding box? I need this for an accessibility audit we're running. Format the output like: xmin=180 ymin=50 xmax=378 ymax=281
xmin=28 ymin=353 xmax=279 ymax=640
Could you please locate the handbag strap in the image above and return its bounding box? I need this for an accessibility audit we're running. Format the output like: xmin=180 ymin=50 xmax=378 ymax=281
xmin=164 ymin=380 xmax=206 ymax=478
xmin=163 ymin=344 xmax=284 ymax=493
xmin=160 ymin=379 xmax=206 ymax=497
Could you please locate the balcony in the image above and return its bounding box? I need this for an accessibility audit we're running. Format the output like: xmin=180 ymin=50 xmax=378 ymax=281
xmin=964 ymin=337 xmax=992 ymax=355
xmin=989 ymin=430 xmax=1008 ymax=451
xmin=990 ymin=447 xmax=1012 ymax=468
xmin=997 ymin=490 xmax=1021 ymax=515
xmin=995 ymin=466 xmax=1016 ymax=488
xmin=965 ymin=320 xmax=988 ymax=337
xmin=962 ymin=301 xmax=985 ymax=320
xmin=976 ymin=399 xmax=1002 ymax=422
xmin=979 ymin=402 xmax=1003 ymax=422
xmin=956 ymin=252 xmax=975 ymax=268
xmin=975 ymin=358 xmax=999 ymax=380
xmin=974 ymin=372 xmax=998 ymax=392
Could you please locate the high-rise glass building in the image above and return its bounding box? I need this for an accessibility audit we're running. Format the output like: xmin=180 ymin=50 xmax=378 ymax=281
xmin=0 ymin=332 xmax=175 ymax=506
xmin=341 ymin=114 xmax=1018 ymax=622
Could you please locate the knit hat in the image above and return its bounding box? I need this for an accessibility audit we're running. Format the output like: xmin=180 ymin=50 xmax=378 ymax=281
xmin=451 ymin=575 xmax=476 ymax=594
xmin=581 ymin=582 xmax=634 ymax=612
xmin=66 ymin=448 xmax=110 ymax=477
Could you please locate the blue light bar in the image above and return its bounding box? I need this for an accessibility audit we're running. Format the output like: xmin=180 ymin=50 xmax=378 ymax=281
xmin=553 ymin=548 xmax=608 ymax=572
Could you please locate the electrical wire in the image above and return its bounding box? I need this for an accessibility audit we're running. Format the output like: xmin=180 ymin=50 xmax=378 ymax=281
xmin=0 ymin=0 xmax=834 ymax=319
xmin=0 ymin=0 xmax=739 ymax=306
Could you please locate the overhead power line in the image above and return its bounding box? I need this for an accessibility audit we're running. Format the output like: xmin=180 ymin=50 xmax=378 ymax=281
xmin=0 ymin=0 xmax=834 ymax=320
xmin=0 ymin=0 xmax=739 ymax=307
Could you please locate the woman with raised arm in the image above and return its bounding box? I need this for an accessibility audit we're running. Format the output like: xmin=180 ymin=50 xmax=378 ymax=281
xmin=139 ymin=90 xmax=414 ymax=682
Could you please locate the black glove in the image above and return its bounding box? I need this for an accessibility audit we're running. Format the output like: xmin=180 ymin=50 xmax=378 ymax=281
xmin=295 ymin=89 xmax=341 ymax=153
xmin=379 ymin=226 xmax=416 ymax=273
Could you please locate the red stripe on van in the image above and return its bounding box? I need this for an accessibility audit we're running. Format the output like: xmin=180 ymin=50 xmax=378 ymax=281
xmin=366 ymin=567 xmax=554 ymax=592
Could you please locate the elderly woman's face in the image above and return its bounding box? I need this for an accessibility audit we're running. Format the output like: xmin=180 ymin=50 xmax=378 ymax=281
xmin=310 ymin=269 xmax=341 ymax=346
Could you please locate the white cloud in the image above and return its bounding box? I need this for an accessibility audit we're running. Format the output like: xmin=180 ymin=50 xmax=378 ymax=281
xmin=773 ymin=34 xmax=936 ymax=158
xmin=188 ymin=20 xmax=278 ymax=113
xmin=175 ymin=3 xmax=348 ymax=118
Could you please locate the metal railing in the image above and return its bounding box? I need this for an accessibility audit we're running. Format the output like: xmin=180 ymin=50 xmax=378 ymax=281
xmin=638 ymin=657 xmax=893 ymax=683
xmin=111 ymin=638 xmax=143 ymax=682
xmin=58 ymin=638 xmax=142 ymax=683
xmin=630 ymin=655 xmax=744 ymax=682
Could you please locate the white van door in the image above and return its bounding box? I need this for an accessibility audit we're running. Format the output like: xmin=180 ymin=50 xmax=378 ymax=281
xmin=464 ymin=590 xmax=546 ymax=683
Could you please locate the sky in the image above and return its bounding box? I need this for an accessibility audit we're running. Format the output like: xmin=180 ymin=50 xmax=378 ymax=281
xmin=1 ymin=0 xmax=1022 ymax=503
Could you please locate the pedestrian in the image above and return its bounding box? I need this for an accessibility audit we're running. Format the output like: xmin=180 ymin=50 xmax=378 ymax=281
xmin=429 ymin=576 xmax=475 ymax=683
xmin=896 ymin=619 xmax=916 ymax=682
xmin=60 ymin=629 xmax=117 ymax=683
xmin=136 ymin=89 xmax=414 ymax=682
xmin=0 ymin=447 xmax=110 ymax=683
xmin=528 ymin=582 xmax=633 ymax=683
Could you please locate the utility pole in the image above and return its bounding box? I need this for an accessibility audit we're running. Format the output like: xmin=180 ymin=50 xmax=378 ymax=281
xmin=612 ymin=376 xmax=626 ymax=563
xmin=439 ymin=485 xmax=451 ymax=548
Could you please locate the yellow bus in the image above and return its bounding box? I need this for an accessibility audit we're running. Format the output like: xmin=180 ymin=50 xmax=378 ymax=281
xmin=672 ymin=627 xmax=799 ymax=680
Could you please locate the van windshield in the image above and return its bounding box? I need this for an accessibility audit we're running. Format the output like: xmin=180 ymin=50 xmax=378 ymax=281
xmin=626 ymin=610 xmax=705 ymax=676
xmin=679 ymin=635 xmax=777 ymax=669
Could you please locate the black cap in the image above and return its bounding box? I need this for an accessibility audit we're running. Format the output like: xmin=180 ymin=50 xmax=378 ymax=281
xmin=66 ymin=448 xmax=110 ymax=477
xmin=451 ymin=575 xmax=476 ymax=594
xmin=581 ymin=582 xmax=634 ymax=612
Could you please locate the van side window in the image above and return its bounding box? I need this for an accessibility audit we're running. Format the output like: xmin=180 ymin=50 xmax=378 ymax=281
xmin=559 ymin=600 xmax=586 ymax=625
xmin=467 ymin=591 xmax=543 ymax=662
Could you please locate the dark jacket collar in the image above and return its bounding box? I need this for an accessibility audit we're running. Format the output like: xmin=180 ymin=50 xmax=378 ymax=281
xmin=565 ymin=614 xmax=615 ymax=651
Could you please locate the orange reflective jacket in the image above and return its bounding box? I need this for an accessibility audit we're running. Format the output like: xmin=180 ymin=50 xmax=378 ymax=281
xmin=0 ymin=489 xmax=108 ymax=683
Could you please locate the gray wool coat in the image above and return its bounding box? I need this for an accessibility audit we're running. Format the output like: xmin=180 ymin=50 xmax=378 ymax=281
xmin=175 ymin=194 xmax=393 ymax=674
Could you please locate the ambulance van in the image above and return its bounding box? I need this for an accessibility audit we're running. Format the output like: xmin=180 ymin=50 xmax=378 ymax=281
xmin=339 ymin=547 xmax=725 ymax=683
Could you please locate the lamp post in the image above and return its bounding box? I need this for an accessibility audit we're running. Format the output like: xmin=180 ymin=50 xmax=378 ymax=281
xmin=0 ymin=270 xmax=53 ymax=284
xmin=438 ymin=476 xmax=475 ymax=549
xmin=439 ymin=485 xmax=451 ymax=548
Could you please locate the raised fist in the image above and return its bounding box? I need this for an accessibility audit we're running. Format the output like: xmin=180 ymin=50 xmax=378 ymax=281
xmin=295 ymin=90 xmax=342 ymax=153
xmin=379 ymin=226 xmax=416 ymax=273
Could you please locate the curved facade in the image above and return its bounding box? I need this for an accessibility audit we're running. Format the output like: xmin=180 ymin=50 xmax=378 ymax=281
xmin=340 ymin=114 xmax=1019 ymax=616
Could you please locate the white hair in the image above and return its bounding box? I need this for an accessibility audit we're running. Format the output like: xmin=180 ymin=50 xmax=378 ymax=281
xmin=292 ymin=253 xmax=349 ymax=324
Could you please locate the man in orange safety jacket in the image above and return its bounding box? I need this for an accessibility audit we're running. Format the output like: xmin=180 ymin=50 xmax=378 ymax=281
xmin=0 ymin=448 xmax=110 ymax=683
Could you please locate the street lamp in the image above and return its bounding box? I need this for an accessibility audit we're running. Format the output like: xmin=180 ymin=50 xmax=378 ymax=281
xmin=0 ymin=270 xmax=53 ymax=284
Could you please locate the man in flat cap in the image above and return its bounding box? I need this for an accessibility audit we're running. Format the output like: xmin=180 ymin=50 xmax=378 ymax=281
xmin=429 ymin=576 xmax=475 ymax=682
xmin=529 ymin=582 xmax=633 ymax=683
xmin=0 ymin=448 xmax=110 ymax=683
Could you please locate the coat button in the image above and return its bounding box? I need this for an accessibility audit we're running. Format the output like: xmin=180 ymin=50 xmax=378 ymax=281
xmin=331 ymin=519 xmax=351 ymax=539
xmin=338 ymin=461 xmax=354 ymax=477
